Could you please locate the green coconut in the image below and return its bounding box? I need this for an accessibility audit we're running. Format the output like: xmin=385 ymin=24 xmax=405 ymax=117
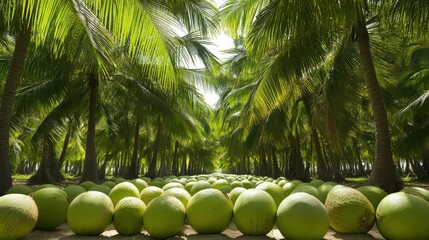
xmin=230 ymin=181 xmax=244 ymax=189
xmin=67 ymin=191 xmax=114 ymax=236
xmin=401 ymin=186 xmax=429 ymax=203
xmin=277 ymin=193 xmax=329 ymax=240
xmin=318 ymin=182 xmax=337 ymax=203
xmin=277 ymin=179 xmax=288 ymax=187
xmin=162 ymin=188 xmax=191 ymax=207
xmin=325 ymin=187 xmax=375 ymax=233
xmin=32 ymin=187 xmax=69 ymax=230
xmin=34 ymin=184 xmax=58 ymax=191
xmin=89 ymin=184 xmax=112 ymax=195
xmin=212 ymin=179 xmax=230 ymax=190
xmin=186 ymin=189 xmax=233 ymax=234
xmin=376 ymin=192 xmax=429 ymax=240
xmin=241 ymin=179 xmax=254 ymax=189
xmin=150 ymin=180 xmax=166 ymax=188
xmin=140 ymin=186 xmax=164 ymax=205
xmin=233 ymin=189 xmax=277 ymax=236
xmin=190 ymin=180 xmax=213 ymax=195
xmin=219 ymin=185 xmax=232 ymax=193
xmin=185 ymin=181 xmax=196 ymax=193
xmin=63 ymin=185 xmax=86 ymax=201
xmin=113 ymin=197 xmax=146 ymax=236
xmin=101 ymin=181 xmax=116 ymax=189
xmin=256 ymin=182 xmax=285 ymax=207
xmin=282 ymin=181 xmax=300 ymax=197
xmin=292 ymin=185 xmax=323 ymax=202
xmin=6 ymin=185 xmax=33 ymax=195
xmin=229 ymin=187 xmax=247 ymax=204
xmin=0 ymin=194 xmax=38 ymax=240
xmin=143 ymin=195 xmax=186 ymax=239
xmin=357 ymin=185 xmax=388 ymax=210
xmin=130 ymin=179 xmax=149 ymax=192
xmin=109 ymin=182 xmax=140 ymax=206
xmin=115 ymin=178 xmax=126 ymax=184
xmin=162 ymin=182 xmax=184 ymax=191
xmin=310 ymin=179 xmax=325 ymax=188
xmin=79 ymin=181 xmax=97 ymax=191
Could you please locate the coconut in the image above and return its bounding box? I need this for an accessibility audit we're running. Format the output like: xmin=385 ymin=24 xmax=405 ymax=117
xmin=109 ymin=182 xmax=140 ymax=206
xmin=140 ymin=186 xmax=164 ymax=205
xmin=6 ymin=185 xmax=33 ymax=195
xmin=67 ymin=191 xmax=114 ymax=235
xmin=310 ymin=179 xmax=325 ymax=188
xmin=282 ymin=181 xmax=300 ymax=197
xmin=318 ymin=182 xmax=337 ymax=203
xmin=212 ymin=179 xmax=230 ymax=190
xmin=0 ymin=194 xmax=38 ymax=240
xmin=79 ymin=181 xmax=97 ymax=191
xmin=115 ymin=178 xmax=126 ymax=184
xmin=357 ymin=185 xmax=388 ymax=210
xmin=376 ymin=192 xmax=429 ymax=240
xmin=401 ymin=186 xmax=429 ymax=203
xmin=325 ymin=187 xmax=375 ymax=233
xmin=229 ymin=187 xmax=247 ymax=204
xmin=162 ymin=188 xmax=191 ymax=207
xmin=185 ymin=181 xmax=196 ymax=193
xmin=190 ymin=180 xmax=213 ymax=195
xmin=241 ymin=179 xmax=254 ymax=189
xmin=89 ymin=184 xmax=112 ymax=195
xmin=162 ymin=182 xmax=184 ymax=191
xmin=130 ymin=179 xmax=148 ymax=192
xmin=63 ymin=185 xmax=86 ymax=201
xmin=233 ymin=189 xmax=277 ymax=235
xmin=277 ymin=193 xmax=329 ymax=239
xmin=256 ymin=182 xmax=285 ymax=206
xmin=101 ymin=181 xmax=116 ymax=189
xmin=113 ymin=197 xmax=146 ymax=236
xmin=219 ymin=185 xmax=232 ymax=193
xmin=34 ymin=184 xmax=58 ymax=191
xmin=230 ymin=181 xmax=244 ymax=189
xmin=186 ymin=189 xmax=233 ymax=234
xmin=291 ymin=185 xmax=323 ymax=202
xmin=143 ymin=195 xmax=186 ymax=239
xmin=32 ymin=187 xmax=69 ymax=230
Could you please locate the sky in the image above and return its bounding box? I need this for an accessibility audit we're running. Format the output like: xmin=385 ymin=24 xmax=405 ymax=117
xmin=199 ymin=0 xmax=234 ymax=108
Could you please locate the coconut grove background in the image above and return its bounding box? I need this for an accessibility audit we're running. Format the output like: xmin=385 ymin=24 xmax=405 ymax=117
xmin=2 ymin=0 xmax=429 ymax=195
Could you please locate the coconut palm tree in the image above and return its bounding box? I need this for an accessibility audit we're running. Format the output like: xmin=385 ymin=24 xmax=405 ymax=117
xmin=221 ymin=0 xmax=403 ymax=192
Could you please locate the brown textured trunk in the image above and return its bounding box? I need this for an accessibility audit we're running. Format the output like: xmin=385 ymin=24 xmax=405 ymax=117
xmin=146 ymin=118 xmax=162 ymax=179
xmin=81 ymin=73 xmax=99 ymax=182
xmin=171 ymin=141 xmax=179 ymax=176
xmin=289 ymin=133 xmax=309 ymax=181
xmin=28 ymin=139 xmax=63 ymax=185
xmin=312 ymin=128 xmax=332 ymax=181
xmin=0 ymin=26 xmax=31 ymax=195
xmin=356 ymin=22 xmax=402 ymax=193
xmin=125 ymin=118 xmax=141 ymax=179
xmin=58 ymin=130 xmax=71 ymax=167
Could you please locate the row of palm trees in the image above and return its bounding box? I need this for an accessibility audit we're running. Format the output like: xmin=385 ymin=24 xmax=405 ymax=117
xmin=215 ymin=0 xmax=429 ymax=193
xmin=0 ymin=0 xmax=219 ymax=195
xmin=1 ymin=0 xmax=429 ymax=195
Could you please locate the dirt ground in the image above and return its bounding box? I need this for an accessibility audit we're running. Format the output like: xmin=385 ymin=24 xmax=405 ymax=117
xmin=25 ymin=222 xmax=385 ymax=240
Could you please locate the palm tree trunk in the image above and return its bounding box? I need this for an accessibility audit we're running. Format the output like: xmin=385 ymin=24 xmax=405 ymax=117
xmin=356 ymin=22 xmax=402 ymax=193
xmin=58 ymin=130 xmax=71 ymax=167
xmin=146 ymin=118 xmax=162 ymax=179
xmin=28 ymin=138 xmax=63 ymax=185
xmin=81 ymin=73 xmax=99 ymax=182
xmin=125 ymin=118 xmax=141 ymax=179
xmin=0 ymin=26 xmax=31 ymax=195
xmin=171 ymin=141 xmax=179 ymax=176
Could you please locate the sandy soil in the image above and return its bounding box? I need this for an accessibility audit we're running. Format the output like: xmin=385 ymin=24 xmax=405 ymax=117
xmin=25 ymin=222 xmax=385 ymax=240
